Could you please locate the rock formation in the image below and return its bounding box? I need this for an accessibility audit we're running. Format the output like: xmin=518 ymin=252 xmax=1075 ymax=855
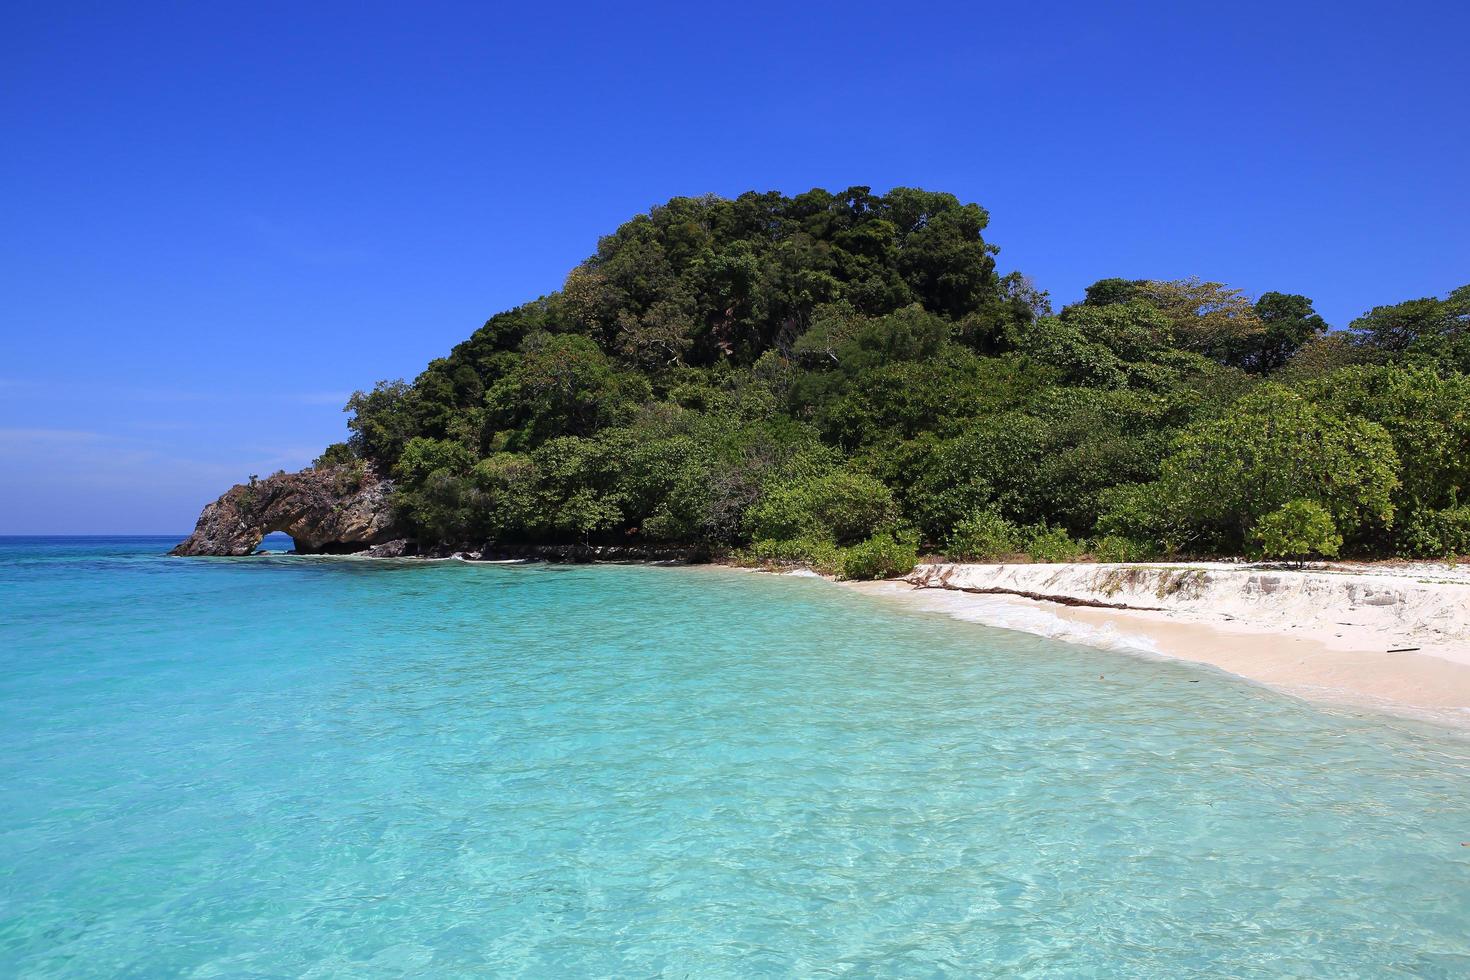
xmin=170 ymin=465 xmax=405 ymax=556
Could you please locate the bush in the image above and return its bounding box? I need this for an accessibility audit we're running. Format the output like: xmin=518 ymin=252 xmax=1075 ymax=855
xmin=395 ymin=437 xmax=475 ymax=483
xmin=1024 ymin=525 xmax=1087 ymax=563
xmin=836 ymin=532 xmax=920 ymax=581
xmin=1441 ymin=508 xmax=1470 ymax=559
xmin=1397 ymin=506 xmax=1470 ymax=559
xmin=1142 ymin=386 xmax=1398 ymax=553
xmin=393 ymin=469 xmax=483 ymax=544
xmin=1091 ymin=534 xmax=1159 ymax=563
xmin=746 ymin=469 xmax=897 ymax=544
xmin=1251 ymin=499 xmax=1342 ymax=566
xmin=739 ymin=536 xmax=842 ymax=574
xmin=313 ymin=441 xmax=358 ymax=469
xmin=944 ymin=508 xmax=1021 ymax=561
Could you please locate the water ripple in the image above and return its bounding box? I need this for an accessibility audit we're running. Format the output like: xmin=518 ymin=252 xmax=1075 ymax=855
xmin=1 ymin=540 xmax=1468 ymax=976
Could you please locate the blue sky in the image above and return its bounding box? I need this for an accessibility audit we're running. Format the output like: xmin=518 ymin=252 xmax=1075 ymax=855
xmin=3 ymin=1 xmax=1467 ymax=533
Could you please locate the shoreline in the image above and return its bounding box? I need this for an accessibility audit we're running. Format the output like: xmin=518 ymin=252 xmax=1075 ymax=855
xmin=234 ymin=547 xmax=1470 ymax=729
xmin=841 ymin=562 xmax=1470 ymax=731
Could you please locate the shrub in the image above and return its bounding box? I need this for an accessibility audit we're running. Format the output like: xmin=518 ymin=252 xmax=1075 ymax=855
xmin=746 ymin=469 xmax=898 ymax=544
xmin=1396 ymin=506 xmax=1470 ymax=559
xmin=394 ymin=470 xmax=483 ymax=544
xmin=1142 ymin=386 xmax=1398 ymax=553
xmin=395 ymin=437 xmax=475 ymax=483
xmin=1024 ymin=525 xmax=1087 ymax=563
xmin=836 ymin=532 xmax=920 ymax=581
xmin=739 ymin=536 xmax=841 ymax=574
xmin=1251 ymin=499 xmax=1342 ymax=566
xmin=1091 ymin=534 xmax=1159 ymax=563
xmin=1096 ymin=482 xmax=1170 ymax=540
xmin=945 ymin=508 xmax=1021 ymax=561
xmin=1448 ymin=510 xmax=1470 ymax=560
xmin=313 ymin=441 xmax=358 ymax=469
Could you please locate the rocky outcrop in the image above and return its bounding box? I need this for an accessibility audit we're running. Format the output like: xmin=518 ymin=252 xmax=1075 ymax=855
xmin=356 ymin=541 xmax=708 ymax=562
xmin=171 ymin=465 xmax=405 ymax=556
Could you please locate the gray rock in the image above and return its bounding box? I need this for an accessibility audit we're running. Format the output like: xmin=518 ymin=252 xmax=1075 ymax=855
xmin=364 ymin=538 xmax=414 ymax=558
xmin=171 ymin=465 xmax=405 ymax=556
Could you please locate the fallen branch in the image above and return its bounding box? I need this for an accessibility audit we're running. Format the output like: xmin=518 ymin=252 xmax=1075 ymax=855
xmin=905 ymin=576 xmax=1167 ymax=612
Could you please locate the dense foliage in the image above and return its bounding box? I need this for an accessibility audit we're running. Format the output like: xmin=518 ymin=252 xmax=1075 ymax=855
xmin=1252 ymin=499 xmax=1342 ymax=567
xmin=314 ymin=187 xmax=1470 ymax=575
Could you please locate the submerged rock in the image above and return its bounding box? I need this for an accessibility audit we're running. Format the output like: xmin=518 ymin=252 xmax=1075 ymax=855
xmin=171 ymin=465 xmax=405 ymax=556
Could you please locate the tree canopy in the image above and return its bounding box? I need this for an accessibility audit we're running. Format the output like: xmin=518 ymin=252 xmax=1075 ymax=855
xmin=317 ymin=186 xmax=1470 ymax=570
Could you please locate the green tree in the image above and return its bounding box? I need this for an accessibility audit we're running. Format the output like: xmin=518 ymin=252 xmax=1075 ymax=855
xmin=1124 ymin=386 xmax=1398 ymax=552
xmin=836 ymin=532 xmax=920 ymax=580
xmin=1082 ymin=277 xmax=1140 ymax=307
xmin=1276 ymin=333 xmax=1363 ymax=384
xmin=746 ymin=469 xmax=897 ymax=544
xmin=469 ymin=453 xmax=540 ymax=541
xmin=1395 ymin=506 xmax=1470 ymax=559
xmin=558 ymin=491 xmax=623 ymax=544
xmin=945 ymin=509 xmax=1020 ymax=561
xmin=1252 ymin=499 xmax=1342 ymax=567
xmin=288 ymin=188 xmax=1470 ymax=565
xmin=1304 ymin=365 xmax=1470 ymax=512
xmin=395 ymin=437 xmax=475 ymax=483
xmin=1023 ymin=525 xmax=1087 ymax=563
xmin=1073 ymin=277 xmax=1270 ymax=364
xmin=1349 ymin=284 xmax=1468 ymax=360
xmin=1227 ymin=292 xmax=1327 ymax=373
xmin=345 ymin=380 xmax=419 ymax=466
xmin=313 ymin=442 xmax=358 ymax=469
xmin=485 ymin=333 xmax=651 ymax=446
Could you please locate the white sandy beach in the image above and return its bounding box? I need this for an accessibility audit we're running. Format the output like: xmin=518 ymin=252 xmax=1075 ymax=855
xmin=841 ymin=561 xmax=1470 ymax=728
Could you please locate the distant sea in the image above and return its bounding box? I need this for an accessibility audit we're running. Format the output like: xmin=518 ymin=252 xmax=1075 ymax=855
xmin=3 ymin=536 xmax=1469 ymax=976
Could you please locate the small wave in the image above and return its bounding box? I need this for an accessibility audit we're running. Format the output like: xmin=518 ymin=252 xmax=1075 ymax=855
xmin=872 ymin=584 xmax=1164 ymax=658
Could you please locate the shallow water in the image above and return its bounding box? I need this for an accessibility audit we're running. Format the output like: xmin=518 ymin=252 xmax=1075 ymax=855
xmin=2 ymin=537 xmax=1469 ymax=976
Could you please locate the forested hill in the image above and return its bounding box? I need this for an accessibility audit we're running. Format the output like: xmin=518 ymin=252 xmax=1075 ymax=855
xmin=314 ymin=187 xmax=1470 ymax=575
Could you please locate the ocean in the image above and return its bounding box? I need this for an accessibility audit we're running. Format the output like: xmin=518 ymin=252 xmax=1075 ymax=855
xmin=2 ymin=536 xmax=1468 ymax=976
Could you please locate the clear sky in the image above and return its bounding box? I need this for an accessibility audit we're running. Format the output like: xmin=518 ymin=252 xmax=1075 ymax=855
xmin=3 ymin=1 xmax=1467 ymax=533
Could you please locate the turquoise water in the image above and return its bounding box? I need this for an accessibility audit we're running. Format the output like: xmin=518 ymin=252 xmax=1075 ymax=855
xmin=2 ymin=537 xmax=1469 ymax=977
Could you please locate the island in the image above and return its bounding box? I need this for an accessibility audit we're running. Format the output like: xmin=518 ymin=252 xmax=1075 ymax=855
xmin=175 ymin=186 xmax=1470 ymax=577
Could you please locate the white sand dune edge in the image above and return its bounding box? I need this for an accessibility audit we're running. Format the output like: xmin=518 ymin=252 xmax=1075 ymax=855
xmin=841 ymin=561 xmax=1470 ymax=729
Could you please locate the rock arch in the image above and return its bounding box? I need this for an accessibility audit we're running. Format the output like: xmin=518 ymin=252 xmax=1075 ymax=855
xmin=171 ymin=465 xmax=405 ymax=556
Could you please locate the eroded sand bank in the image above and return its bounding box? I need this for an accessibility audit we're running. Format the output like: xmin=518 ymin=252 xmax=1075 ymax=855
xmin=842 ymin=562 xmax=1470 ymax=728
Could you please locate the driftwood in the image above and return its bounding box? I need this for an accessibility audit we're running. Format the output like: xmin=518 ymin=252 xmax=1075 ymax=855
xmin=905 ymin=575 xmax=1167 ymax=612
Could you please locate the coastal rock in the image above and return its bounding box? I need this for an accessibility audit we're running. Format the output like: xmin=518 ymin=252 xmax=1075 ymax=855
xmin=476 ymin=542 xmax=708 ymax=563
xmin=171 ymin=465 xmax=405 ymax=556
xmin=363 ymin=538 xmax=415 ymax=558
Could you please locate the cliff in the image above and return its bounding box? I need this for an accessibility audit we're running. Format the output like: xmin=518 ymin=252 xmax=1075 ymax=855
xmin=170 ymin=465 xmax=404 ymax=556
